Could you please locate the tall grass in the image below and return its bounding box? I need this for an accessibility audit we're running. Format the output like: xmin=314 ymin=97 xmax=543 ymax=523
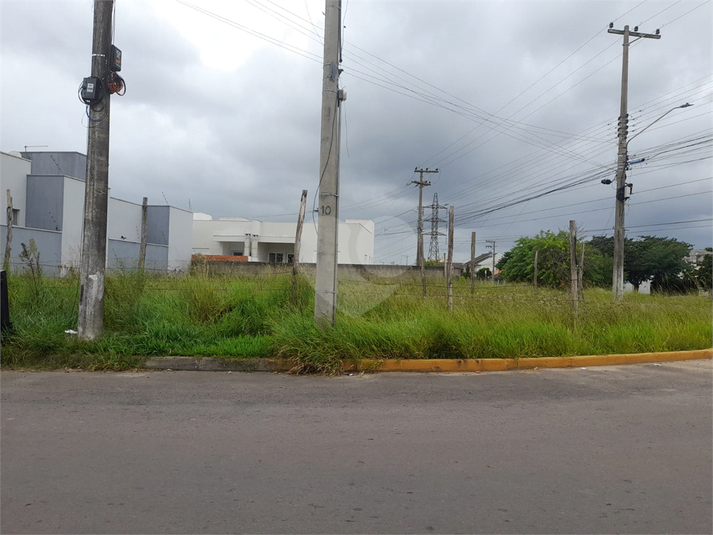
xmin=2 ymin=270 xmax=710 ymax=373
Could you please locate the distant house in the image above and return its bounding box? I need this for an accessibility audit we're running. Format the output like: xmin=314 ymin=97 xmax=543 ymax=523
xmin=0 ymin=151 xmax=192 ymax=275
xmin=686 ymin=249 xmax=712 ymax=266
xmin=192 ymin=213 xmax=375 ymax=265
xmin=455 ymin=252 xmax=503 ymax=277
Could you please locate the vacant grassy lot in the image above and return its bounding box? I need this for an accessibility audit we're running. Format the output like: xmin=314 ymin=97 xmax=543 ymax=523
xmin=2 ymin=270 xmax=711 ymax=373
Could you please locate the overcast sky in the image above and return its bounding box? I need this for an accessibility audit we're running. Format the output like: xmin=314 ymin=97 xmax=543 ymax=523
xmin=1 ymin=0 xmax=711 ymax=264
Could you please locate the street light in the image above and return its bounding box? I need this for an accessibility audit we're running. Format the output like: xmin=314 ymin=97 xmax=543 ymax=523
xmin=627 ymin=103 xmax=692 ymax=146
xmin=608 ymin=102 xmax=694 ymax=301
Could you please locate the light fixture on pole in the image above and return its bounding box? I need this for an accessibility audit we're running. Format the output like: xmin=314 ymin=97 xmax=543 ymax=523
xmin=627 ymin=103 xmax=693 ymax=146
xmin=605 ymin=102 xmax=694 ymax=300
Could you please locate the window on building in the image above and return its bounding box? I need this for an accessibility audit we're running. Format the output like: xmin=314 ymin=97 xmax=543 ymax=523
xmin=287 ymin=254 xmax=295 ymax=264
xmin=11 ymin=209 xmax=19 ymax=226
xmin=232 ymin=251 xmax=244 ymax=256
xmin=268 ymin=252 xmax=284 ymax=264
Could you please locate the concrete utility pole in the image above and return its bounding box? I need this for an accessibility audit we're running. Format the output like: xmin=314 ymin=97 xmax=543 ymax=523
xmin=486 ymin=239 xmax=496 ymax=283
xmin=608 ymin=23 xmax=660 ymax=301
xmin=314 ymin=0 xmax=345 ymax=326
xmin=412 ymin=168 xmax=438 ymax=296
xmin=78 ymin=0 xmax=114 ymax=340
xmin=533 ymin=250 xmax=538 ymax=288
xmin=446 ymin=206 xmax=454 ymax=313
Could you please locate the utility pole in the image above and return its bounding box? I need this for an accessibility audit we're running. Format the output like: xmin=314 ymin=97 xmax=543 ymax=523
xmin=570 ymin=220 xmax=579 ymax=313
xmin=314 ymin=0 xmax=345 ymax=326
xmin=77 ymin=0 xmax=114 ymax=340
xmin=608 ymin=23 xmax=660 ymax=301
xmin=412 ymin=167 xmax=438 ymax=296
xmin=446 ymin=206 xmax=454 ymax=313
xmin=486 ymin=239 xmax=496 ymax=283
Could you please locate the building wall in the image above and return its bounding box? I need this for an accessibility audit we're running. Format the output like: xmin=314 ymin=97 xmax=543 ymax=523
xmin=193 ymin=217 xmax=375 ymax=265
xmin=106 ymin=241 xmax=168 ymax=272
xmin=259 ymin=242 xmax=295 ymax=263
xmin=108 ymin=198 xmax=143 ymax=243
xmin=26 ymin=175 xmax=65 ymax=231
xmin=21 ymin=152 xmax=86 ymax=180
xmin=1 ymin=151 xmax=192 ymax=275
xmin=0 ymin=152 xmax=30 ymax=227
xmin=108 ymin=239 xmax=140 ymax=269
xmin=146 ymin=244 xmax=170 ymax=272
xmin=0 ymin=226 xmax=62 ymax=276
xmin=167 ymin=207 xmax=193 ymax=271
xmin=147 ymin=206 xmax=170 ymax=246
xmin=342 ymin=219 xmax=375 ymax=264
xmin=221 ymin=241 xmax=246 ymax=256
xmin=61 ymin=177 xmax=85 ymax=271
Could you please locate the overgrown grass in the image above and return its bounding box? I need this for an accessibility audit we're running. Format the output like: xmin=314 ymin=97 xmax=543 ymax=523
xmin=1 ymin=270 xmax=711 ymax=374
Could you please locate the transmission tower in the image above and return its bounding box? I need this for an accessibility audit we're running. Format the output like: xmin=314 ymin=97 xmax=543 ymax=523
xmin=428 ymin=193 xmax=447 ymax=261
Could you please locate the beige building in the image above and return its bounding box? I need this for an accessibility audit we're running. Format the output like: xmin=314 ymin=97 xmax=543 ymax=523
xmin=192 ymin=213 xmax=375 ymax=265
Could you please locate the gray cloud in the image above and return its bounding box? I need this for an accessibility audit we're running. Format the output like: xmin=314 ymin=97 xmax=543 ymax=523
xmin=1 ymin=0 xmax=710 ymax=263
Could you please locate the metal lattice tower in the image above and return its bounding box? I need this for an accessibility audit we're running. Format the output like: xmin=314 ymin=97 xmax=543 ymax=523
xmin=428 ymin=193 xmax=447 ymax=261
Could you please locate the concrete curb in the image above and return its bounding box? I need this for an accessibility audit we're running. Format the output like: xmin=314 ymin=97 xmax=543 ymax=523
xmin=142 ymin=357 xmax=288 ymax=372
xmin=143 ymin=349 xmax=712 ymax=373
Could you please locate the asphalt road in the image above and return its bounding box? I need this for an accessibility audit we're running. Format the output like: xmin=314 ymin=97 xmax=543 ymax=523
xmin=1 ymin=360 xmax=711 ymax=535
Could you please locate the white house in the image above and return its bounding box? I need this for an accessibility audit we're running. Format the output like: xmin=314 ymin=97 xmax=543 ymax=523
xmin=193 ymin=213 xmax=375 ymax=265
xmin=0 ymin=151 xmax=192 ymax=274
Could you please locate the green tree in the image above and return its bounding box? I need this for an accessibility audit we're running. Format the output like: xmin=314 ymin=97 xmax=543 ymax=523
xmin=694 ymin=249 xmax=712 ymax=290
xmin=498 ymin=231 xmax=567 ymax=286
xmin=589 ymin=235 xmax=695 ymax=293
xmin=498 ymin=231 xmax=611 ymax=288
xmin=634 ymin=236 xmax=693 ymax=292
xmin=495 ymin=250 xmax=512 ymax=272
xmin=475 ymin=267 xmax=491 ymax=280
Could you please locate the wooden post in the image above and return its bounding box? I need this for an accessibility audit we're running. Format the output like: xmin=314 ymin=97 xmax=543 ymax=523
xmin=578 ymin=241 xmax=585 ymax=302
xmin=470 ymin=231 xmax=476 ymax=295
xmin=569 ymin=220 xmax=578 ymax=313
xmin=138 ymin=197 xmax=148 ymax=271
xmin=293 ymin=189 xmax=307 ymax=300
xmin=447 ymin=206 xmax=454 ymax=313
xmin=4 ymin=189 xmax=12 ymax=272
xmin=1 ymin=269 xmax=12 ymax=333
xmin=533 ymin=249 xmax=538 ymax=288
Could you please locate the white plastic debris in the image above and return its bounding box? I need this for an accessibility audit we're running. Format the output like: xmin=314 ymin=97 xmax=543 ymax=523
xmin=64 ymin=329 xmax=77 ymax=335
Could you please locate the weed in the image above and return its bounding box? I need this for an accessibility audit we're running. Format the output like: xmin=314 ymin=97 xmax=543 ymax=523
xmin=2 ymin=271 xmax=710 ymax=372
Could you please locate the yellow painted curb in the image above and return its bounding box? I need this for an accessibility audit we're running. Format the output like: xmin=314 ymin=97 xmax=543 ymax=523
xmin=342 ymin=349 xmax=712 ymax=373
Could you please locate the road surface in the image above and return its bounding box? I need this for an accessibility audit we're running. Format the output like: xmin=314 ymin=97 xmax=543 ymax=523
xmin=2 ymin=360 xmax=711 ymax=534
